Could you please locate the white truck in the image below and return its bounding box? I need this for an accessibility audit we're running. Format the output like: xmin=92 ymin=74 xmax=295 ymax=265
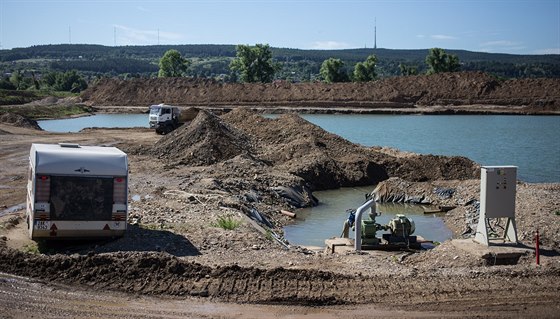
xmin=149 ymin=103 xmax=183 ymax=134
xmin=26 ymin=143 xmax=129 ymax=240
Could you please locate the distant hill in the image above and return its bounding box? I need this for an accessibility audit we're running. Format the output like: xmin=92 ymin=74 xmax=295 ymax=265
xmin=1 ymin=44 xmax=559 ymax=79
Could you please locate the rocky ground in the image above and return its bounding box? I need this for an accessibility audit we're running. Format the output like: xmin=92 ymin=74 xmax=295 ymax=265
xmin=0 ymin=107 xmax=559 ymax=317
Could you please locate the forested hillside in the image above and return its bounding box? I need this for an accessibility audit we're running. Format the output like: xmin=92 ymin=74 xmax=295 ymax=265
xmin=1 ymin=44 xmax=559 ymax=81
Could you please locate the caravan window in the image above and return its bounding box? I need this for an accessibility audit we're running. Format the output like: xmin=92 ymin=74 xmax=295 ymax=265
xmin=49 ymin=176 xmax=114 ymax=221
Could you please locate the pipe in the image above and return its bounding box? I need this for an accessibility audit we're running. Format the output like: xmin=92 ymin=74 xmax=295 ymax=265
xmin=354 ymin=199 xmax=375 ymax=251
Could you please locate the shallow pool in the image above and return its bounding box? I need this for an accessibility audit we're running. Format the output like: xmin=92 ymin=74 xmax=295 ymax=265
xmin=283 ymin=186 xmax=452 ymax=247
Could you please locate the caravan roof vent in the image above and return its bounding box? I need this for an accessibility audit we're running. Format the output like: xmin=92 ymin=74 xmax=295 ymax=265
xmin=58 ymin=143 xmax=81 ymax=148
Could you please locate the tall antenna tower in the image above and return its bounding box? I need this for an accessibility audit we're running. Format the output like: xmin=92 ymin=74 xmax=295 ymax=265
xmin=114 ymin=27 xmax=116 ymax=46
xmin=374 ymin=18 xmax=377 ymax=49
xmin=158 ymin=28 xmax=160 ymax=45
xmin=69 ymin=26 xmax=72 ymax=44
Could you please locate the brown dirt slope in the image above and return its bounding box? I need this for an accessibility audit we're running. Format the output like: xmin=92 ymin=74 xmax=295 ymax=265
xmin=0 ymin=112 xmax=42 ymax=130
xmin=81 ymin=72 xmax=560 ymax=111
xmin=146 ymin=109 xmax=479 ymax=193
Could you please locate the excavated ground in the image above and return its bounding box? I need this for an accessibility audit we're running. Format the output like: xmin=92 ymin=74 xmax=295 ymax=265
xmin=0 ymin=106 xmax=559 ymax=317
xmin=80 ymin=72 xmax=560 ymax=114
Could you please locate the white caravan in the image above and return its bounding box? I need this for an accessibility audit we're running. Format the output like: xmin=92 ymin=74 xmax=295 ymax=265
xmin=26 ymin=143 xmax=128 ymax=240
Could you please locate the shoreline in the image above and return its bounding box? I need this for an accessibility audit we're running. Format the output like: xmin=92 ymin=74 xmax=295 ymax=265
xmin=91 ymin=104 xmax=560 ymax=116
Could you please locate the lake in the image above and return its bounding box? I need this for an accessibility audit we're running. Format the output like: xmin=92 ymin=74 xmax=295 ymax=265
xmin=38 ymin=113 xmax=560 ymax=183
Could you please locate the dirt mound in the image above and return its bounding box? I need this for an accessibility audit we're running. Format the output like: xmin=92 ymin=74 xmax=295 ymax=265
xmin=0 ymin=247 xmax=351 ymax=304
xmin=222 ymin=109 xmax=390 ymax=189
xmin=0 ymin=112 xmax=42 ymax=130
xmin=151 ymin=109 xmax=252 ymax=166
xmin=81 ymin=72 xmax=560 ymax=111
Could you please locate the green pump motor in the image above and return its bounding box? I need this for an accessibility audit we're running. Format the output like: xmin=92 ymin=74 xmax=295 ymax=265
xmin=387 ymin=214 xmax=415 ymax=237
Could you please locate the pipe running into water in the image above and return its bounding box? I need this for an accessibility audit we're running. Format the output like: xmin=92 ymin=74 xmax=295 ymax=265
xmin=353 ymin=199 xmax=375 ymax=251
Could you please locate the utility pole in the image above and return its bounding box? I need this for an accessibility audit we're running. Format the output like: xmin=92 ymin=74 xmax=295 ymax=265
xmin=374 ymin=18 xmax=377 ymax=49
xmin=114 ymin=26 xmax=116 ymax=46
xmin=69 ymin=26 xmax=71 ymax=44
xmin=158 ymin=28 xmax=160 ymax=45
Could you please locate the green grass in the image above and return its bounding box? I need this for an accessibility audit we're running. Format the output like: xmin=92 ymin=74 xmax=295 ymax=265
xmin=212 ymin=215 xmax=242 ymax=230
xmin=22 ymin=242 xmax=40 ymax=254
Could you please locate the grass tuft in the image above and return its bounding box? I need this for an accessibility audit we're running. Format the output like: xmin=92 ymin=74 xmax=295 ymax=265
xmin=212 ymin=215 xmax=242 ymax=230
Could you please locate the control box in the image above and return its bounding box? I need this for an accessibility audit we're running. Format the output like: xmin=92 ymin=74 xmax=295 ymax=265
xmin=480 ymin=166 xmax=517 ymax=218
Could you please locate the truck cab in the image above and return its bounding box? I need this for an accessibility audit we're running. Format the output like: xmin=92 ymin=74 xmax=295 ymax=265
xmin=149 ymin=104 xmax=181 ymax=134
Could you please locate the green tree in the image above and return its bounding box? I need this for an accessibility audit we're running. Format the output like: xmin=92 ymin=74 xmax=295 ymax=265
xmin=229 ymin=44 xmax=278 ymax=83
xmin=320 ymin=58 xmax=349 ymax=83
xmin=425 ymin=48 xmax=460 ymax=74
xmin=9 ymin=71 xmax=23 ymax=89
xmin=353 ymin=55 xmax=378 ymax=82
xmin=41 ymin=72 xmax=58 ymax=88
xmin=53 ymin=70 xmax=87 ymax=92
xmin=158 ymin=49 xmax=190 ymax=77
xmin=399 ymin=63 xmax=419 ymax=76
xmin=0 ymin=77 xmax=16 ymax=90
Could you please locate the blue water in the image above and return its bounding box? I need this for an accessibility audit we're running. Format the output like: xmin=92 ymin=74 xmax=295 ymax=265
xmin=39 ymin=113 xmax=560 ymax=183
xmin=38 ymin=114 xmax=148 ymax=132
xmin=296 ymin=114 xmax=560 ymax=183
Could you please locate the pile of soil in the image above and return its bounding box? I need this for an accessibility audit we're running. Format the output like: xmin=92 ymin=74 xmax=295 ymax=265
xmin=148 ymin=109 xmax=479 ymax=195
xmin=0 ymin=112 xmax=42 ymax=130
xmin=1 ymin=246 xmax=557 ymax=306
xmin=81 ymin=72 xmax=560 ymax=111
xmin=151 ymin=110 xmax=252 ymax=166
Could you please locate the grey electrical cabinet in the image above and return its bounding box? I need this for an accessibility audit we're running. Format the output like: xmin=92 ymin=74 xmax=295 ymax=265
xmin=475 ymin=166 xmax=518 ymax=246
xmin=480 ymin=166 xmax=517 ymax=218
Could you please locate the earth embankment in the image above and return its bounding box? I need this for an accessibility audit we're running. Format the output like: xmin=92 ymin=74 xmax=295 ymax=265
xmin=81 ymin=72 xmax=560 ymax=113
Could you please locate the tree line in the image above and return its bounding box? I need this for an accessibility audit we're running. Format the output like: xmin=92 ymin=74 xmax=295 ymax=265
xmin=158 ymin=46 xmax=461 ymax=83
xmin=0 ymin=70 xmax=87 ymax=92
xmin=2 ymin=43 xmax=558 ymax=93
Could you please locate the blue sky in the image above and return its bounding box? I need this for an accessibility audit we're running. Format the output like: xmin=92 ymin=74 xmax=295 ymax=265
xmin=1 ymin=0 xmax=559 ymax=54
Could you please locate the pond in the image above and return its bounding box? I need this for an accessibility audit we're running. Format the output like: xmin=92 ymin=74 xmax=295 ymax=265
xmin=283 ymin=187 xmax=452 ymax=247
xmin=38 ymin=114 xmax=148 ymax=132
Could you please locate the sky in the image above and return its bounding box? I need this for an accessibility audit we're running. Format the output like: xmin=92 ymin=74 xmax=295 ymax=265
xmin=1 ymin=0 xmax=559 ymax=54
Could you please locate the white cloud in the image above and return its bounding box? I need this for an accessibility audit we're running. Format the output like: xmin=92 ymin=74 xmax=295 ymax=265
xmin=308 ymin=41 xmax=351 ymax=50
xmin=416 ymin=34 xmax=426 ymax=38
xmin=114 ymin=25 xmax=183 ymax=45
xmin=532 ymin=48 xmax=560 ymax=55
xmin=479 ymin=40 xmax=526 ymax=53
xmin=137 ymin=6 xmax=149 ymax=12
xmin=431 ymin=34 xmax=457 ymax=40
xmin=480 ymin=40 xmax=522 ymax=47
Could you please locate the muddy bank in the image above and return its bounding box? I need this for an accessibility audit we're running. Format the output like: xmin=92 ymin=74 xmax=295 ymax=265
xmin=138 ymin=109 xmax=479 ymax=214
xmin=81 ymin=72 xmax=560 ymax=113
